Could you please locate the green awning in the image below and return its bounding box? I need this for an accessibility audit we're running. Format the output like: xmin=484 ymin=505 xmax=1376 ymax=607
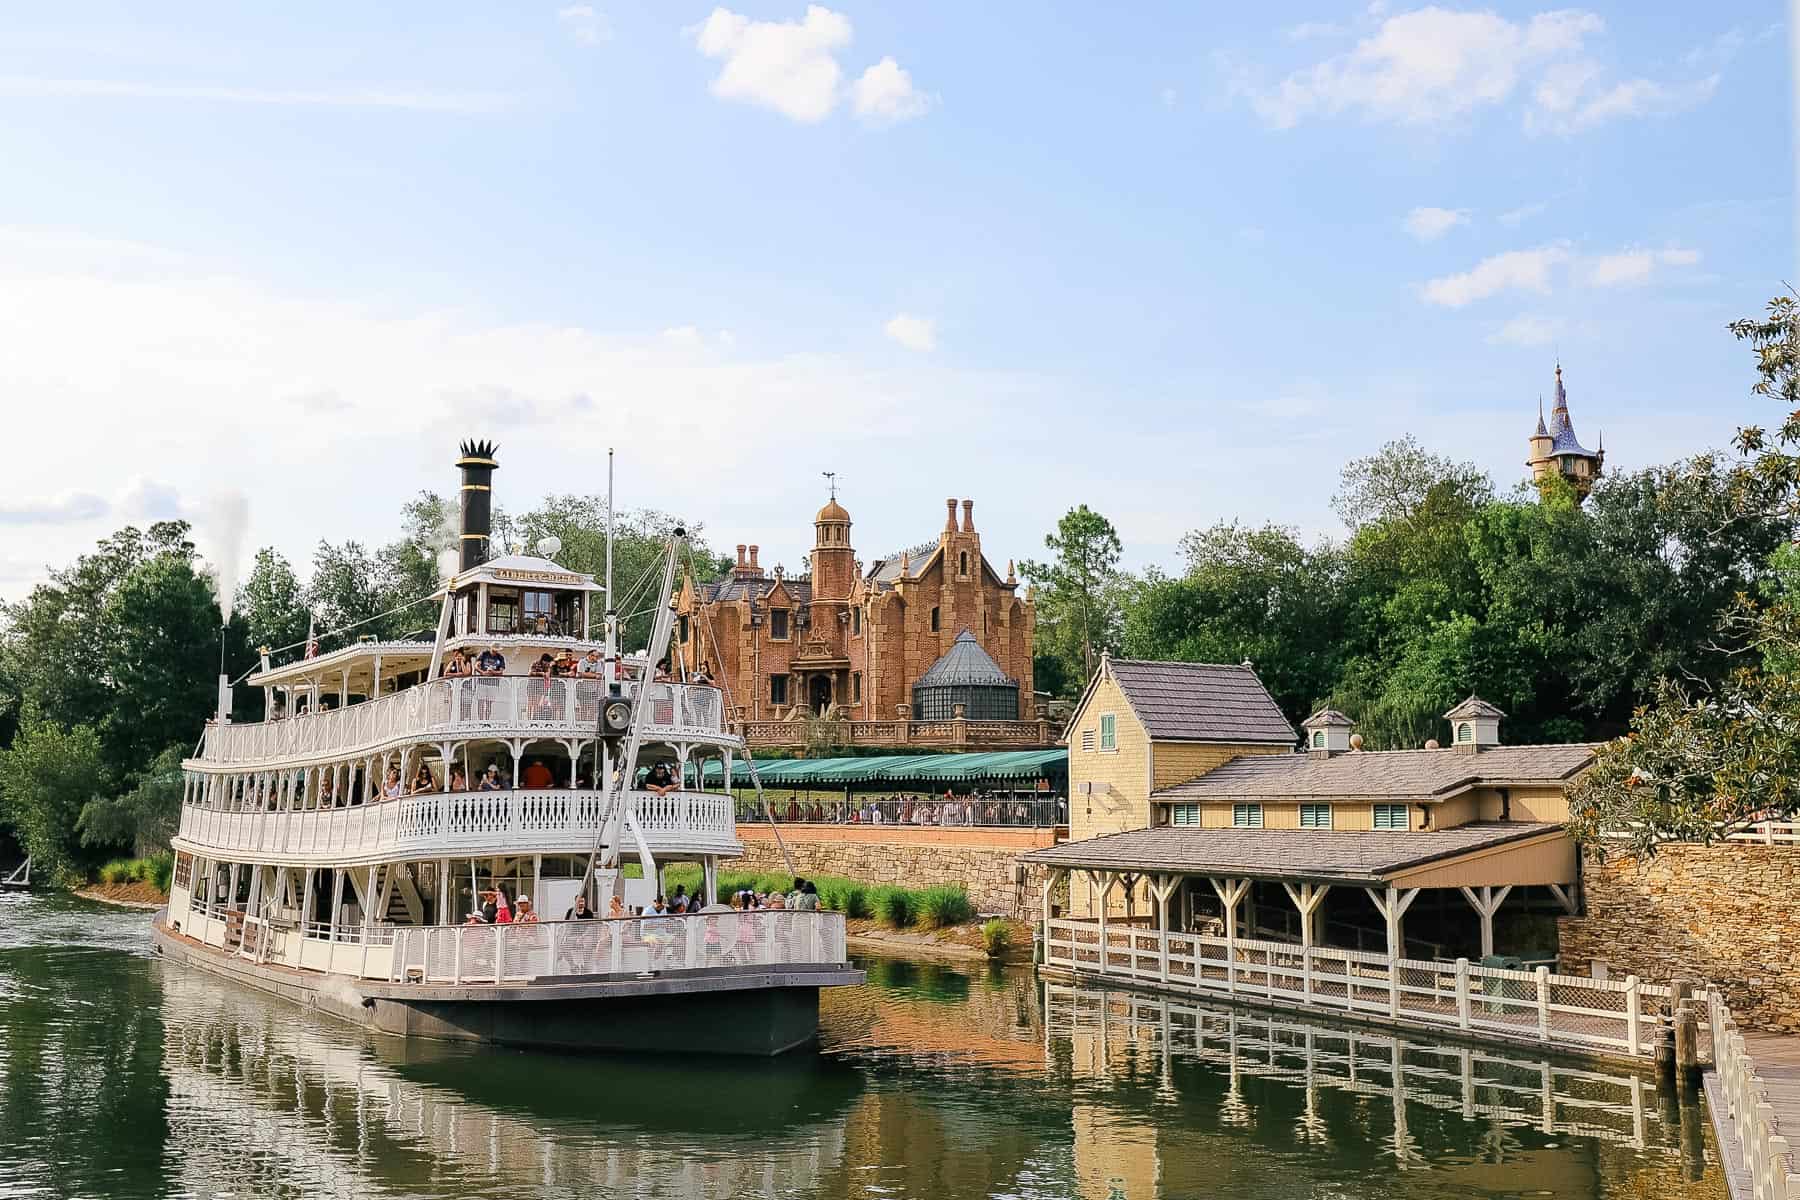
xmin=699 ymin=749 xmax=1066 ymax=787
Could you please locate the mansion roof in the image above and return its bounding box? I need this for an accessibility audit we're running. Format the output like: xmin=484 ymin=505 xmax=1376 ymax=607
xmin=699 ymin=577 xmax=814 ymax=606
xmin=1019 ymin=821 xmax=1565 ymax=885
xmin=1154 ymin=742 xmax=1597 ymax=803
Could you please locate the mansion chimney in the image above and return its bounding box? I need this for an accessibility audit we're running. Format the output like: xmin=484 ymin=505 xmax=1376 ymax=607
xmin=456 ymin=439 xmax=499 ymax=572
xmin=961 ymin=499 xmax=975 ymax=532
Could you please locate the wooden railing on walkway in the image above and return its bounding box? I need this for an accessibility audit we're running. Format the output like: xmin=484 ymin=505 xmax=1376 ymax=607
xmin=1709 ymin=987 xmax=1800 ymax=1200
xmin=1726 ymin=821 xmax=1800 ymax=847
xmin=1042 ymin=917 xmax=1668 ymax=1059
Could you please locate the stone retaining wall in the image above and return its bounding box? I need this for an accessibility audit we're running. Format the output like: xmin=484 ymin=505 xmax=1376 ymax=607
xmin=729 ymin=825 xmax=1057 ymax=916
xmin=1559 ymin=844 xmax=1800 ymax=1033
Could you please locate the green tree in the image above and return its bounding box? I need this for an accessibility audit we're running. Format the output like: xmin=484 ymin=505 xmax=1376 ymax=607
xmin=0 ymin=711 xmax=105 ymax=878
xmin=1021 ymin=505 xmax=1123 ymax=693
xmin=76 ymin=743 xmax=186 ymax=857
xmin=236 ymin=548 xmax=310 ymax=658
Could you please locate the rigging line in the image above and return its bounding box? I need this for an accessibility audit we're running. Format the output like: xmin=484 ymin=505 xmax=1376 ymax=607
xmin=255 ymin=593 xmax=441 ymax=662
xmin=682 ymin=542 xmax=794 ymax=877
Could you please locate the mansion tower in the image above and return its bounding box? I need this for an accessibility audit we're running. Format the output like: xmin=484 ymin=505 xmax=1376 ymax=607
xmin=676 ymin=494 xmax=1036 ymax=729
xmin=1526 ymin=363 xmax=1604 ymax=499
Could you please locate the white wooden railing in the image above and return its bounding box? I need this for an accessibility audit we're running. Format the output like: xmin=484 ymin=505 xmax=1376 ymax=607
xmin=1710 ymin=986 xmax=1800 ymax=1199
xmin=388 ymin=910 xmax=848 ymax=985
xmin=1727 ymin=821 xmax=1800 ymax=846
xmin=175 ymin=788 xmax=739 ymax=864
xmin=1042 ymin=918 xmax=1668 ymax=1058
xmin=200 ymin=679 xmax=730 ymax=766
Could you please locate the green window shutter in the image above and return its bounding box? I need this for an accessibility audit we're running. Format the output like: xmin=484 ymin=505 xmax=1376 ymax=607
xmin=1300 ymin=803 xmax=1332 ymax=829
xmin=1099 ymin=713 xmax=1116 ymax=751
xmin=1172 ymin=803 xmax=1199 ymax=827
xmin=1232 ymin=803 xmax=1263 ymax=828
xmin=1373 ymin=804 xmax=1407 ymax=830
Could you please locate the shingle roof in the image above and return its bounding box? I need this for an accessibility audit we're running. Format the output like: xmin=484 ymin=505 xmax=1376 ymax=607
xmin=916 ymin=629 xmax=1017 ymax=688
xmin=867 ymin=541 xmax=940 ymax=584
xmin=700 ymin=577 xmax=814 ymax=605
xmin=1153 ymin=743 xmax=1596 ymax=802
xmin=1444 ymin=695 xmax=1506 ymax=720
xmin=1104 ymin=658 xmax=1297 ymax=745
xmin=1019 ymin=821 xmax=1565 ymax=884
xmin=1301 ymin=707 xmax=1355 ymax=729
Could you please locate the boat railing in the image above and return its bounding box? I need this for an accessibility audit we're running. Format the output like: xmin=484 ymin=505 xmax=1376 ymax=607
xmin=389 ymin=910 xmax=848 ymax=986
xmin=200 ymin=678 xmax=729 ymax=764
xmin=176 ymin=787 xmax=740 ymax=862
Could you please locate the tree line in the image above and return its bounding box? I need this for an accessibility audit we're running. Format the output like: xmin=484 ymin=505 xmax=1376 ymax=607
xmin=1023 ymin=300 xmax=1798 ymax=845
xmin=0 ymin=492 xmax=729 ymax=880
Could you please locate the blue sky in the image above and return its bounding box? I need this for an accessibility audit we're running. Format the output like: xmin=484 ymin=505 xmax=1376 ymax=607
xmin=0 ymin=2 xmax=1791 ymax=605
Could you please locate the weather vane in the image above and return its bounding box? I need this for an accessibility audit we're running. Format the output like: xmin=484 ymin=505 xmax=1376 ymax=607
xmin=822 ymin=470 xmax=838 ymax=500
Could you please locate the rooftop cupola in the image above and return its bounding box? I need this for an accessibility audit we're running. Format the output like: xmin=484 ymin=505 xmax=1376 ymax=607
xmin=1444 ymin=695 xmax=1505 ymax=753
xmin=1301 ymin=707 xmax=1356 ymax=756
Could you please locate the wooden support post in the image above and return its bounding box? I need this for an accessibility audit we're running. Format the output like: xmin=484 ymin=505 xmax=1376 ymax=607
xmin=1281 ymin=881 xmax=1331 ymax=1003
xmin=1459 ymin=884 xmax=1512 ymax=958
xmin=1151 ymin=874 xmax=1182 ymax=986
xmin=1546 ymin=882 xmax=1578 ymax=915
xmin=1210 ymin=877 xmax=1250 ymax=995
xmin=1364 ymin=885 xmax=1418 ymax=1016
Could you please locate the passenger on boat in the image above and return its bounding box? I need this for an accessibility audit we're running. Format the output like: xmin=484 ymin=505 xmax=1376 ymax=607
xmin=643 ymin=763 xmax=679 ymax=796
xmin=670 ymin=885 xmax=688 ymax=913
xmin=317 ymin=774 xmax=336 ymax=807
xmin=566 ymin=895 xmax=595 ymax=920
xmin=644 ymin=895 xmax=668 ymax=915
xmin=578 ymin=648 xmax=604 ymax=678
xmin=692 ymin=662 xmax=714 ymax=686
xmin=382 ymin=768 xmax=404 ymax=800
xmin=552 ymin=648 xmax=579 ymax=677
xmin=408 ymin=764 xmax=435 ymax=795
xmin=514 ymin=895 xmax=538 ymax=923
xmin=443 ymin=649 xmax=469 ymax=678
xmin=479 ymin=764 xmax=505 ymax=791
xmin=475 ymin=647 xmax=506 ymax=676
xmin=521 ymin=759 xmax=554 ymax=789
xmin=494 ymin=890 xmax=513 ymax=924
xmin=608 ymin=894 xmax=626 ymax=918
xmin=448 ymin=767 xmax=467 ymax=792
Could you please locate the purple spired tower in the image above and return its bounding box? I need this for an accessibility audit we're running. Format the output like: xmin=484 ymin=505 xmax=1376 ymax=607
xmin=1525 ymin=364 xmax=1604 ymax=499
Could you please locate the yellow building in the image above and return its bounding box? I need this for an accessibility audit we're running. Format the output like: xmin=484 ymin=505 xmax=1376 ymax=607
xmin=1043 ymin=657 xmax=1596 ymax=962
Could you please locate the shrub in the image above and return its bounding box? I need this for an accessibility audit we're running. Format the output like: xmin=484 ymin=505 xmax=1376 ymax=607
xmin=915 ymin=885 xmax=975 ymax=930
xmin=98 ymin=859 xmax=132 ymax=885
xmin=146 ymin=852 xmax=175 ymax=893
xmin=872 ymin=885 xmax=917 ymax=929
xmin=981 ymin=919 xmax=1012 ymax=958
xmin=816 ymin=878 xmax=870 ymax=919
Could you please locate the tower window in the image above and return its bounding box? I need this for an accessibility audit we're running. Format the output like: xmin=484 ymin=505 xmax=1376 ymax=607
xmin=679 ymin=615 xmax=690 ymax=643
xmin=1456 ymin=722 xmax=1472 ymax=743
xmin=959 ymin=551 xmax=968 ymax=576
xmin=930 ymin=607 xmax=940 ymax=632
xmin=769 ymin=674 xmax=789 ymax=706
xmin=770 ymin=609 xmax=789 ymax=640
xmin=851 ymin=607 xmax=862 ymax=636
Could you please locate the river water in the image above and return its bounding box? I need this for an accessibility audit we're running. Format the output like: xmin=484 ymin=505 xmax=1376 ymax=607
xmin=0 ymin=893 xmax=1727 ymax=1199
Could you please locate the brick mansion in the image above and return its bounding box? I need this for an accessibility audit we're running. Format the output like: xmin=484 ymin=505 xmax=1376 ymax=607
xmin=675 ymin=493 xmax=1038 ymax=742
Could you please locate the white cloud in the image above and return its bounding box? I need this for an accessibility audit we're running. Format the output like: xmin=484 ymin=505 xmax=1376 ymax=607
xmin=1402 ymin=206 xmax=1470 ymax=241
xmin=556 ymin=4 xmax=609 ymax=45
xmin=0 ymin=76 xmax=511 ymax=112
xmin=1421 ymin=245 xmax=1569 ymax=307
xmin=1584 ymin=246 xmax=1702 ymax=287
xmin=1487 ymin=313 xmax=1559 ymax=346
xmin=883 ymin=313 xmax=936 ymax=352
xmin=1247 ymin=7 xmax=1718 ymax=135
xmin=690 ymin=6 xmax=927 ymax=126
xmin=851 ymin=56 xmax=932 ymax=124
xmin=1497 ymin=201 xmax=1548 ymax=227
xmin=0 ymin=490 xmax=109 ymax=526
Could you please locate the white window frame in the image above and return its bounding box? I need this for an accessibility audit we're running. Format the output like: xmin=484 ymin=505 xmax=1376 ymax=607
xmin=1080 ymin=728 xmax=1096 ymax=753
xmin=1372 ymin=803 xmax=1408 ymax=830
xmin=1299 ymin=803 xmax=1332 ymax=829
xmin=1171 ymin=803 xmax=1200 ymax=827
xmin=1232 ymin=803 xmax=1263 ymax=828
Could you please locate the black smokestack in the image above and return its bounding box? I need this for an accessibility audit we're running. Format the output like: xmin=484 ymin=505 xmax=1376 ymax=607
xmin=457 ymin=439 xmax=498 ymax=571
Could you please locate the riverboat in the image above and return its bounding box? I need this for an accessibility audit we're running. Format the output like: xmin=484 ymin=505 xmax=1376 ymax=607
xmin=153 ymin=440 xmax=861 ymax=1055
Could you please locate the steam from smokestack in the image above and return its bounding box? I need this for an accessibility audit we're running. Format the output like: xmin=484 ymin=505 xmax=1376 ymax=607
xmin=201 ymin=491 xmax=250 ymax=623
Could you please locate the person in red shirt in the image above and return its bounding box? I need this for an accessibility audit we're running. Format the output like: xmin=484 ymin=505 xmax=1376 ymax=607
xmin=521 ymin=759 xmax=555 ymax=789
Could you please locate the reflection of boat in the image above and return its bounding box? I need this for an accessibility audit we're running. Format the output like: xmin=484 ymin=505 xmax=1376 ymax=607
xmin=155 ymin=441 xmax=859 ymax=1054
xmin=158 ymin=963 xmax=856 ymax=1199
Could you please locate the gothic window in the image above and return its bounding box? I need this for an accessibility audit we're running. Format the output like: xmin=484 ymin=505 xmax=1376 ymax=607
xmin=769 ymin=674 xmax=789 ymax=706
xmin=679 ymin=615 xmax=690 ymax=644
xmin=930 ymin=606 xmax=940 ymax=632
xmin=770 ymin=609 xmax=789 ymax=640
xmin=852 ymin=672 xmax=862 ymax=702
xmin=851 ymin=607 xmax=861 ymax=636
xmin=959 ymin=550 xmax=968 ymax=576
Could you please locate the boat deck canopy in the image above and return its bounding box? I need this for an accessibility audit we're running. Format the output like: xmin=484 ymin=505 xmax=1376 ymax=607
xmin=248 ymin=641 xmax=436 ymax=689
xmin=1019 ymin=821 xmax=1574 ymax=889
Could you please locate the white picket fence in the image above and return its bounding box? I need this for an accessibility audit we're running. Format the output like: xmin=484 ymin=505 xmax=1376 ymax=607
xmin=1727 ymin=822 xmax=1800 ymax=847
xmin=1710 ymin=987 xmax=1800 ymax=1200
xmin=1043 ymin=918 xmax=1667 ymax=1058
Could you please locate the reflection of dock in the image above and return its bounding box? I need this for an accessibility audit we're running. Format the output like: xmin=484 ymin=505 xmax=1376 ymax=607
xmin=158 ymin=965 xmax=851 ymax=1199
xmin=1044 ymin=982 xmax=1665 ymax=1152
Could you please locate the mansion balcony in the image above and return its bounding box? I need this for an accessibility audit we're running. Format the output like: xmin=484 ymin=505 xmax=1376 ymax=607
xmin=200 ymin=678 xmax=733 ymax=767
xmin=175 ymin=787 xmax=740 ymax=867
xmin=736 ymin=713 xmax=1056 ymax=751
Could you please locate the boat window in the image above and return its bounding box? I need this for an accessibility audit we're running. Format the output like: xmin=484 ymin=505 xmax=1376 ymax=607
xmin=523 ymin=590 xmax=554 ymax=633
xmin=487 ymin=590 xmax=521 ymax=634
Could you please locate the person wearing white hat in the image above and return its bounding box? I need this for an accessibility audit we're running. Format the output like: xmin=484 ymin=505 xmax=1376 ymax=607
xmin=514 ymin=895 xmax=538 ymax=923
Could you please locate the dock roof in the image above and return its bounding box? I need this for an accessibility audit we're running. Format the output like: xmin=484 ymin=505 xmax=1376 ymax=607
xmin=1152 ymin=743 xmax=1596 ymax=803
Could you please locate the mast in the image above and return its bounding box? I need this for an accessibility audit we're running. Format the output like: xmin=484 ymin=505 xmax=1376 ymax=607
xmin=604 ymin=447 xmax=617 ymax=683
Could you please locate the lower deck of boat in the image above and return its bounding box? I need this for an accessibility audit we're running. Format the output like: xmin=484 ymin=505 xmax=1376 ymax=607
xmin=151 ymin=914 xmax=863 ymax=1056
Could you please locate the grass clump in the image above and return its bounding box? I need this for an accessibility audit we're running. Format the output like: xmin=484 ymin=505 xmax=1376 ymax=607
xmin=915 ymin=885 xmax=975 ymax=930
xmin=95 ymin=852 xmax=174 ymax=893
xmin=815 ymin=878 xmax=871 ymax=919
xmin=872 ymin=885 xmax=917 ymax=929
xmin=981 ymin=919 xmax=1012 ymax=958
